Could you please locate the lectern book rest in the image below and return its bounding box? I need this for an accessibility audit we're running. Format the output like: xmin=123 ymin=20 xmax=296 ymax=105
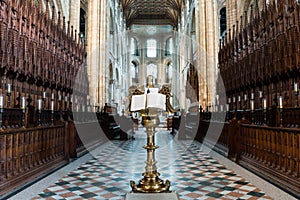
xmin=130 ymin=93 xmax=166 ymax=112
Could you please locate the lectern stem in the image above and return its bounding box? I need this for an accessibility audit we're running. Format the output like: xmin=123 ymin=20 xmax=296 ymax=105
xmin=130 ymin=115 xmax=170 ymax=193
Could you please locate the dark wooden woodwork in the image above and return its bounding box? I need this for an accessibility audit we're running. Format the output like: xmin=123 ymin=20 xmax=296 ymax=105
xmin=171 ymin=104 xmax=300 ymax=197
xmin=0 ymin=0 xmax=90 ymax=198
xmin=99 ymin=104 xmax=128 ymax=140
xmin=219 ymin=1 xmax=300 ymax=117
xmin=238 ymin=125 xmax=300 ymax=198
xmin=0 ymin=124 xmax=68 ymax=197
xmin=171 ymin=115 xmax=181 ymax=135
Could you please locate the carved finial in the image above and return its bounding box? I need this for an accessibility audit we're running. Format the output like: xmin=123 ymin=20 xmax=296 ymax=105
xmin=63 ymin=16 xmax=66 ymax=34
xmin=232 ymin=24 xmax=236 ymax=39
xmin=45 ymin=0 xmax=50 ymax=19
xmin=250 ymin=4 xmax=254 ymax=21
xmin=57 ymin=11 xmax=61 ymax=27
xmin=67 ymin=21 xmax=70 ymax=37
xmin=51 ymin=5 xmax=55 ymax=23
xmin=78 ymin=32 xmax=82 ymax=45
xmin=56 ymin=12 xmax=62 ymax=42
xmin=75 ymin=29 xmax=78 ymax=44
xmin=38 ymin=0 xmax=43 ymax=14
xmin=240 ymin=16 xmax=243 ymax=32
xmin=71 ymin=26 xmax=74 ymax=40
xmin=255 ymin=0 xmax=259 ymax=19
xmin=244 ymin=11 xmax=248 ymax=28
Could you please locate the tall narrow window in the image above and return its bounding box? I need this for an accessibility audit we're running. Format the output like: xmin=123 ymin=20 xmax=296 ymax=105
xmin=166 ymin=62 xmax=173 ymax=83
xmin=131 ymin=38 xmax=139 ymax=56
xmin=80 ymin=8 xmax=86 ymax=42
xmin=220 ymin=7 xmax=226 ymax=37
xmin=131 ymin=61 xmax=138 ymax=83
xmin=147 ymin=39 xmax=157 ymax=58
xmin=146 ymin=63 xmax=158 ymax=83
xmin=165 ymin=37 xmax=173 ymax=56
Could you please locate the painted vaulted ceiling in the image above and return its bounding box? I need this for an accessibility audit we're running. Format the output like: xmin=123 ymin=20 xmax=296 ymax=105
xmin=121 ymin=0 xmax=183 ymax=28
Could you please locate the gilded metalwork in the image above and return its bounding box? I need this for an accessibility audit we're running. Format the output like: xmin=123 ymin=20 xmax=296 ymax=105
xmin=127 ymin=83 xmax=178 ymax=115
xmin=159 ymin=85 xmax=178 ymax=113
xmin=129 ymin=78 xmax=175 ymax=193
xmin=130 ymin=115 xmax=171 ymax=193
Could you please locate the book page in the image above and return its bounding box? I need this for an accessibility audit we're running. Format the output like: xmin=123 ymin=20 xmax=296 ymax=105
xmin=146 ymin=93 xmax=166 ymax=110
xmin=149 ymin=88 xmax=159 ymax=93
xmin=130 ymin=94 xmax=146 ymax=111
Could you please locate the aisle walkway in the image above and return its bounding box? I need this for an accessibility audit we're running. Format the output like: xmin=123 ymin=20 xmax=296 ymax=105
xmin=10 ymin=130 xmax=295 ymax=200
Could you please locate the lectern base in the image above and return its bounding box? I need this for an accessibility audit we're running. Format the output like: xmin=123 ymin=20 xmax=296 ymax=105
xmin=125 ymin=191 xmax=179 ymax=200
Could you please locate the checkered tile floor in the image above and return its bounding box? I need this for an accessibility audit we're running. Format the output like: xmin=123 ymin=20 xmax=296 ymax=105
xmin=32 ymin=130 xmax=272 ymax=200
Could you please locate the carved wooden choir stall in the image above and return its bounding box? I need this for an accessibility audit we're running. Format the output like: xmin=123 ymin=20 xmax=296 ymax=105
xmin=172 ymin=1 xmax=300 ymax=198
xmin=217 ymin=0 xmax=300 ymax=197
xmin=0 ymin=0 xmax=94 ymax=198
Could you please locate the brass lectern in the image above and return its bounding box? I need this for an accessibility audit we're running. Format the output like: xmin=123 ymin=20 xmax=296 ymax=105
xmin=128 ymin=76 xmax=178 ymax=194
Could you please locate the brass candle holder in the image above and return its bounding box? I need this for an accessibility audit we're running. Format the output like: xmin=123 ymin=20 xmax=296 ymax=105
xmin=7 ymin=84 xmax=11 ymax=108
xmin=37 ymin=99 xmax=42 ymax=126
xmin=21 ymin=97 xmax=26 ymax=128
xmin=0 ymin=95 xmax=3 ymax=130
xmin=294 ymin=90 xmax=299 ymax=107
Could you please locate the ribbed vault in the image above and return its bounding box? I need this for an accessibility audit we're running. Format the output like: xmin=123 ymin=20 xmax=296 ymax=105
xmin=122 ymin=0 xmax=183 ymax=28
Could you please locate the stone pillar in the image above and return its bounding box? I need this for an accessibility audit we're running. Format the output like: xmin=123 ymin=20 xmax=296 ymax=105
xmin=87 ymin=0 xmax=100 ymax=106
xmin=227 ymin=0 xmax=237 ymax=32
xmin=179 ymin=33 xmax=187 ymax=110
xmin=205 ymin=0 xmax=218 ymax=106
xmin=213 ymin=0 xmax=219 ymax=103
xmin=196 ymin=0 xmax=207 ymax=108
xmin=214 ymin=0 xmax=219 ymax=99
xmin=100 ymin=0 xmax=108 ymax=108
xmin=69 ymin=0 xmax=80 ymax=32
xmin=139 ymin=46 xmax=146 ymax=85
xmin=161 ymin=61 xmax=166 ymax=85
xmin=195 ymin=0 xmax=218 ymax=109
xmin=173 ymin=31 xmax=180 ymax=108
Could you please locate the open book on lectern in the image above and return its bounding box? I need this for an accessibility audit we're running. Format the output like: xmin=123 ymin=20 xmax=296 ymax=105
xmin=130 ymin=93 xmax=166 ymax=112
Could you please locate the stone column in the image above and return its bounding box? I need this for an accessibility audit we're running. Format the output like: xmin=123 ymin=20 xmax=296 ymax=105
xmin=69 ymin=0 xmax=80 ymax=32
xmin=99 ymin=0 xmax=108 ymax=108
xmin=196 ymin=0 xmax=207 ymax=108
xmin=173 ymin=31 xmax=180 ymax=108
xmin=227 ymin=0 xmax=238 ymax=30
xmin=87 ymin=0 xmax=100 ymax=106
xmin=214 ymin=0 xmax=219 ymax=100
xmin=205 ymin=0 xmax=217 ymax=106
xmin=179 ymin=33 xmax=187 ymax=110
xmin=139 ymin=45 xmax=146 ymax=85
